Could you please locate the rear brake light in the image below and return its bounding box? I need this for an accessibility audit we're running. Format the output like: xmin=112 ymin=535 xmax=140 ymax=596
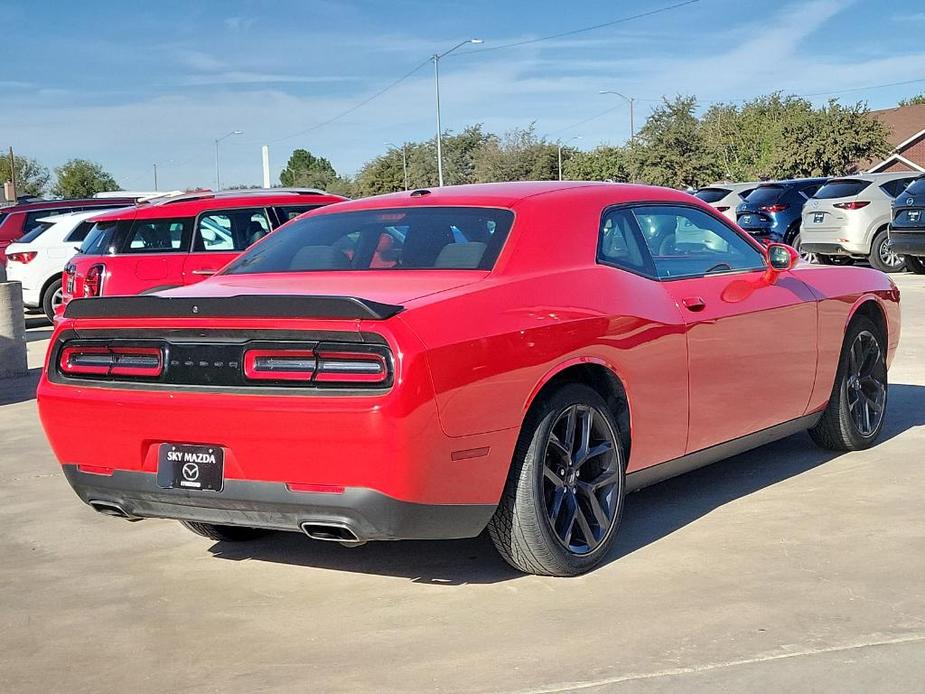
xmin=834 ymin=201 xmax=871 ymax=210
xmin=759 ymin=204 xmax=788 ymax=213
xmin=59 ymin=345 xmax=163 ymax=378
xmin=244 ymin=350 xmax=316 ymax=381
xmin=85 ymin=263 xmax=105 ymax=297
xmin=242 ymin=346 xmax=389 ymax=386
xmin=7 ymin=252 xmax=37 ymax=264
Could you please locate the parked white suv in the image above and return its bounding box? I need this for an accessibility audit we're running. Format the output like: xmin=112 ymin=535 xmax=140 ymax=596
xmin=5 ymin=208 xmax=123 ymax=319
xmin=693 ymin=182 xmax=760 ymax=223
xmin=799 ymin=172 xmax=918 ymax=273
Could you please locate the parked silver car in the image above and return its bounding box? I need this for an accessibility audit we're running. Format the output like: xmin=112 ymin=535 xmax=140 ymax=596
xmin=693 ymin=182 xmax=760 ymax=223
xmin=799 ymin=172 xmax=919 ymax=273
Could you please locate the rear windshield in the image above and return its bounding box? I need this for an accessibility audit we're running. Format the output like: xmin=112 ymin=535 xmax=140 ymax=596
xmin=813 ymin=179 xmax=870 ymax=199
xmin=224 ymin=207 xmax=515 ymax=274
xmin=18 ymin=221 xmax=55 ymax=244
xmin=693 ymin=188 xmax=730 ymax=204
xmin=904 ymin=176 xmax=925 ymax=196
xmin=743 ymin=185 xmax=784 ymax=205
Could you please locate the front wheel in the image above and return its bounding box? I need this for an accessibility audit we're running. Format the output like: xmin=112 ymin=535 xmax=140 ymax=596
xmin=180 ymin=521 xmax=270 ymax=542
xmin=488 ymin=383 xmax=625 ymax=576
xmin=810 ymin=316 xmax=888 ymax=451
xmin=868 ymin=230 xmax=906 ymax=273
xmin=790 ymin=232 xmax=816 ymax=263
xmin=42 ymin=278 xmax=63 ymax=322
xmin=904 ymin=255 xmax=925 ymax=274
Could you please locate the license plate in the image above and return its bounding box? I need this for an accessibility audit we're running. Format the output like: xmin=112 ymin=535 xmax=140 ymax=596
xmin=156 ymin=443 xmax=224 ymax=491
xmin=741 ymin=215 xmax=752 ymax=225
xmin=911 ymin=210 xmax=921 ymax=222
xmin=813 ymin=212 xmax=824 ymax=223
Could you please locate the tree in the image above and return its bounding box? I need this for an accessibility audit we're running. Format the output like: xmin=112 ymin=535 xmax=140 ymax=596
xmin=473 ymin=125 xmax=559 ymax=182
xmin=279 ymin=149 xmax=339 ymax=189
xmin=630 ymin=96 xmax=720 ymax=188
xmin=899 ymin=93 xmax=925 ymax=107
xmin=0 ymin=154 xmax=50 ymax=197
xmin=563 ymin=145 xmax=630 ymax=182
xmin=52 ymin=159 xmax=119 ymax=198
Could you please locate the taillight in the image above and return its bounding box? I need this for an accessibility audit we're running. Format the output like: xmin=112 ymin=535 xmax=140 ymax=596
xmin=715 ymin=206 xmax=730 ymax=212
xmin=7 ymin=252 xmax=37 ymax=264
xmin=759 ymin=204 xmax=788 ymax=213
xmin=85 ymin=263 xmax=105 ymax=297
xmin=834 ymin=201 xmax=871 ymax=210
xmin=243 ymin=346 xmax=389 ymax=386
xmin=59 ymin=345 xmax=163 ymax=378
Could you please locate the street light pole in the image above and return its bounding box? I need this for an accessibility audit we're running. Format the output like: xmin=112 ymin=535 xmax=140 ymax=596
xmin=386 ymin=142 xmax=408 ymax=190
xmin=153 ymin=163 xmax=158 ymax=191
xmin=599 ymin=90 xmax=635 ymax=143
xmin=557 ymin=136 xmax=582 ymax=181
xmin=433 ymin=39 xmax=482 ymax=187
xmin=214 ymin=129 xmax=243 ymax=191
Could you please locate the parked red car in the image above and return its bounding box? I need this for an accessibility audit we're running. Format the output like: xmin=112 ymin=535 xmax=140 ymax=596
xmin=38 ymin=182 xmax=900 ymax=576
xmin=61 ymin=188 xmax=347 ymax=304
xmin=0 ymin=196 xmax=136 ymax=262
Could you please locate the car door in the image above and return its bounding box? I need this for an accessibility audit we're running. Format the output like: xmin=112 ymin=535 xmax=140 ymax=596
xmin=118 ymin=217 xmax=193 ymax=293
xmin=630 ymin=203 xmax=818 ymax=453
xmin=182 ymin=208 xmax=271 ymax=284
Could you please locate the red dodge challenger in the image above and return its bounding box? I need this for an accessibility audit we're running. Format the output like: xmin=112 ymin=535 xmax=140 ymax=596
xmin=38 ymin=182 xmax=900 ymax=576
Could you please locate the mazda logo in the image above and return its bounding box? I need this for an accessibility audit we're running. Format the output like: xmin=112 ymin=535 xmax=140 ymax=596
xmin=908 ymin=198 xmax=914 ymax=206
xmin=811 ymin=200 xmax=818 ymax=208
xmin=181 ymin=463 xmax=200 ymax=481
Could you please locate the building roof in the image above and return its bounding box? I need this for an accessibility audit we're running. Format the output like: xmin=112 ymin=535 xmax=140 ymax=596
xmin=864 ymin=104 xmax=925 ymax=173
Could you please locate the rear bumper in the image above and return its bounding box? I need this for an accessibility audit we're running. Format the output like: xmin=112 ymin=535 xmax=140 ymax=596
xmin=888 ymin=231 xmax=925 ymax=257
xmin=63 ymin=465 xmax=495 ymax=540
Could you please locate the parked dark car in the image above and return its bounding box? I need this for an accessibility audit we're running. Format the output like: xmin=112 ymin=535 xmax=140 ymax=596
xmin=736 ymin=178 xmax=828 ymax=248
xmin=0 ymin=197 xmax=137 ymax=262
xmin=889 ymin=174 xmax=925 ymax=274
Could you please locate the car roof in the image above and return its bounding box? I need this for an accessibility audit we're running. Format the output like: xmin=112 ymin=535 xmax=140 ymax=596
xmin=89 ymin=189 xmax=348 ymax=222
xmin=0 ymin=197 xmax=134 ymax=213
xmin=306 ymin=181 xmax=693 ymax=215
xmin=825 ymin=172 xmax=918 ymax=183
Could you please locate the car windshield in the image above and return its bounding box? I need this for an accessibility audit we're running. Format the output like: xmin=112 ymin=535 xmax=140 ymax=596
xmin=693 ymin=188 xmax=730 ymax=203
xmin=813 ymin=179 xmax=870 ymax=199
xmin=904 ymin=176 xmax=925 ymax=196
xmin=18 ymin=221 xmax=56 ymax=244
xmin=743 ymin=185 xmax=784 ymax=205
xmin=224 ymin=207 xmax=515 ymax=274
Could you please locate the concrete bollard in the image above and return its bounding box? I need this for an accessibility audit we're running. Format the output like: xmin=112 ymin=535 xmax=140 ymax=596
xmin=0 ymin=282 xmax=28 ymax=378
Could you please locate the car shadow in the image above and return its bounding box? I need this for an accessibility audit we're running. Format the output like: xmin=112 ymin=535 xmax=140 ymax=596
xmin=0 ymin=367 xmax=42 ymax=406
xmin=26 ymin=329 xmax=53 ymax=343
xmin=208 ymin=383 xmax=925 ymax=584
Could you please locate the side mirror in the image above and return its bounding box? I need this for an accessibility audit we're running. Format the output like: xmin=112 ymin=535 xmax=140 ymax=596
xmin=767 ymin=243 xmax=798 ymax=271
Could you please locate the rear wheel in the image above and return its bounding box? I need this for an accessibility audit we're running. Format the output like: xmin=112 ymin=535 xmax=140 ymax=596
xmin=488 ymin=383 xmax=625 ymax=576
xmin=809 ymin=316 xmax=887 ymax=451
xmin=868 ymin=229 xmax=905 ymax=273
xmin=41 ymin=278 xmax=63 ymax=321
xmin=904 ymin=255 xmax=925 ymax=274
xmin=180 ymin=521 xmax=270 ymax=542
xmin=790 ymin=233 xmax=816 ymax=263
xmin=817 ymin=255 xmax=854 ymax=266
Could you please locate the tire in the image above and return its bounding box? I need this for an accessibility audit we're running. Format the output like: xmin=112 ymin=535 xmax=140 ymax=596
xmin=868 ymin=229 xmax=906 ymax=273
xmin=818 ymin=255 xmax=854 ymax=266
xmin=179 ymin=521 xmax=270 ymax=542
xmin=488 ymin=383 xmax=626 ymax=576
xmin=790 ymin=232 xmax=816 ymax=263
xmin=42 ymin=278 xmax=63 ymax=322
xmin=904 ymin=255 xmax=925 ymax=274
xmin=809 ymin=315 xmax=888 ymax=451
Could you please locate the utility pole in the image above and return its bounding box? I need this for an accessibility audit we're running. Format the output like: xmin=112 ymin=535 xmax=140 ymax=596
xmin=153 ymin=163 xmax=158 ymax=191
xmin=261 ymin=145 xmax=271 ymax=189
xmin=557 ymin=136 xmax=581 ymax=181
xmin=432 ymin=39 xmax=482 ymax=186
xmin=8 ymin=147 xmax=17 ymax=200
xmin=599 ymin=90 xmax=636 ymax=143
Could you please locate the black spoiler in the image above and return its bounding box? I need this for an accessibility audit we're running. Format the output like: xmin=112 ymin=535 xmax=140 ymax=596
xmin=63 ymin=295 xmax=404 ymax=321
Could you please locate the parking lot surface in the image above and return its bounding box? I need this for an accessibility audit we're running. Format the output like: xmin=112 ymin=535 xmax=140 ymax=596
xmin=2 ymin=276 xmax=923 ymax=693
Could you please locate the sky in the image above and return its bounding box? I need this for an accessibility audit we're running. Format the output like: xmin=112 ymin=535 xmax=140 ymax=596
xmin=1 ymin=0 xmax=924 ymax=192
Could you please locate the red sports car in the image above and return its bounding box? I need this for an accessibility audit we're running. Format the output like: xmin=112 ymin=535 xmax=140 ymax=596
xmin=38 ymin=182 xmax=900 ymax=576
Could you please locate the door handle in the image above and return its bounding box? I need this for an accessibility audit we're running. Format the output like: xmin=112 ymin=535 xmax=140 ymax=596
xmin=682 ymin=296 xmax=706 ymax=312
xmin=191 ymin=269 xmax=217 ymax=276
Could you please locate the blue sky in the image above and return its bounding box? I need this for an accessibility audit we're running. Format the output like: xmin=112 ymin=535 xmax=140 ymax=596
xmin=2 ymin=0 xmax=924 ymax=191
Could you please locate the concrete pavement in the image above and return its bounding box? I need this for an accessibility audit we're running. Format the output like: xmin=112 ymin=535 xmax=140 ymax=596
xmin=1 ymin=276 xmax=923 ymax=693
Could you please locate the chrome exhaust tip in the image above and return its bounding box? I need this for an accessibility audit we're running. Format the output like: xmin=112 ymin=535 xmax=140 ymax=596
xmin=300 ymin=521 xmax=365 ymax=546
xmin=88 ymin=500 xmax=141 ymax=521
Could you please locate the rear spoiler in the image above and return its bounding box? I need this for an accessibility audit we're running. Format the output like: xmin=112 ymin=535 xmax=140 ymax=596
xmin=63 ymin=295 xmax=404 ymax=321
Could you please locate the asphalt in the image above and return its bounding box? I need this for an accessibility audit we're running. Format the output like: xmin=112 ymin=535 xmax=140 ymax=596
xmin=1 ymin=275 xmax=923 ymax=693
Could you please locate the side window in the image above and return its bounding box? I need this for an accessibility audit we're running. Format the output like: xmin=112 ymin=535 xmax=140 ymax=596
xmin=65 ymin=221 xmax=94 ymax=243
xmin=122 ymin=218 xmax=192 ymax=254
xmin=597 ymin=208 xmax=655 ymax=277
xmin=632 ymin=205 xmax=766 ymax=279
xmin=23 ymin=210 xmax=52 ymax=235
xmin=273 ymin=205 xmax=321 ymax=225
xmin=194 ymin=208 xmax=271 ymax=252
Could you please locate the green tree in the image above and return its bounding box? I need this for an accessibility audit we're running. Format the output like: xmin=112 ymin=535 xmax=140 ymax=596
xmin=898 ymin=93 xmax=925 ymax=107
xmin=0 ymin=154 xmax=50 ymax=197
xmin=563 ymin=145 xmax=630 ymax=181
xmin=630 ymin=95 xmax=720 ymax=188
xmin=472 ymin=125 xmax=559 ymax=182
xmin=52 ymin=159 xmax=119 ymax=198
xmin=279 ymin=149 xmax=339 ymax=189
